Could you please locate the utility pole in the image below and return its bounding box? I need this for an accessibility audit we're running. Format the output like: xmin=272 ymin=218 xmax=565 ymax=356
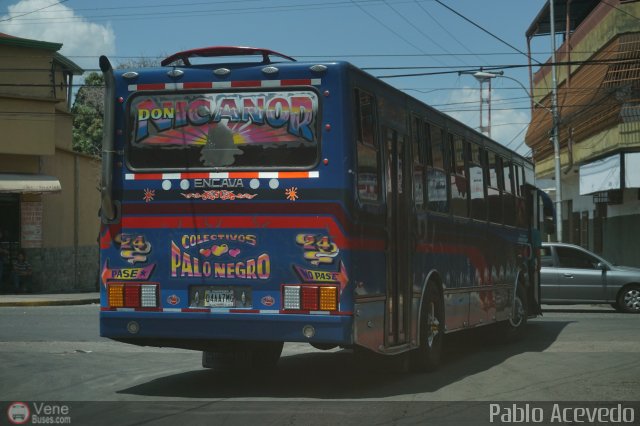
xmin=550 ymin=0 xmax=563 ymax=242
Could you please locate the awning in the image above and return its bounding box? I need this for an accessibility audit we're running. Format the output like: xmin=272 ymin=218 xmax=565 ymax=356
xmin=0 ymin=174 xmax=61 ymax=193
xmin=579 ymin=154 xmax=621 ymax=195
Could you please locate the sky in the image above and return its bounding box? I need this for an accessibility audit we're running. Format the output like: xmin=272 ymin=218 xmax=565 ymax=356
xmin=0 ymin=0 xmax=556 ymax=156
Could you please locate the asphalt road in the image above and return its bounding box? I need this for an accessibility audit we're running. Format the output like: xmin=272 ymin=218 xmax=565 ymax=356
xmin=0 ymin=304 xmax=638 ymax=425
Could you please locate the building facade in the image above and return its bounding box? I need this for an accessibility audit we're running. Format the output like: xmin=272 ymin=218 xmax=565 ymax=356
xmin=0 ymin=33 xmax=101 ymax=292
xmin=525 ymin=0 xmax=640 ymax=266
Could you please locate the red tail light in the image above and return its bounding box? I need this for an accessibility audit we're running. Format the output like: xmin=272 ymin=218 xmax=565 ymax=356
xmin=301 ymin=286 xmax=319 ymax=310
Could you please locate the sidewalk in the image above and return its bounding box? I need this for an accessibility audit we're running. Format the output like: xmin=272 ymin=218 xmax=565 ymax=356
xmin=0 ymin=292 xmax=99 ymax=307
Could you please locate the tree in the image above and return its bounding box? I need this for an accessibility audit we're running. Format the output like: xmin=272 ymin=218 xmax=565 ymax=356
xmin=71 ymin=58 xmax=162 ymax=157
xmin=72 ymin=72 xmax=104 ymax=157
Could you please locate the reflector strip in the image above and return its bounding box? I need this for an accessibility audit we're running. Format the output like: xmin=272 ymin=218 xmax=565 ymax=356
xmin=127 ymin=79 xmax=321 ymax=92
xmin=125 ymin=171 xmax=319 ymax=180
xmin=103 ymin=307 xmax=352 ymax=315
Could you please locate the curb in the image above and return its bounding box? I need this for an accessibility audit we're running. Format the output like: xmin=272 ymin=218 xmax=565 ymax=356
xmin=0 ymin=298 xmax=100 ymax=307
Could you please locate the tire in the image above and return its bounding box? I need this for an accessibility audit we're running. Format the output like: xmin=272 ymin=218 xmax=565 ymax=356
xmin=202 ymin=349 xmax=249 ymax=370
xmin=501 ymin=279 xmax=528 ymax=342
xmin=616 ymin=284 xmax=640 ymax=314
xmin=251 ymin=341 xmax=284 ymax=368
xmin=410 ymin=281 xmax=444 ymax=372
xmin=310 ymin=342 xmax=338 ymax=351
xmin=202 ymin=341 xmax=283 ymax=370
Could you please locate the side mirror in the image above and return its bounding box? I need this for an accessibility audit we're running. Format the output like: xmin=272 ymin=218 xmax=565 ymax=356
xmin=597 ymin=262 xmax=608 ymax=271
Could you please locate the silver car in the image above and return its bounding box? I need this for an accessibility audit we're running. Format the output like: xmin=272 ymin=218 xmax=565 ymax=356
xmin=540 ymin=243 xmax=640 ymax=313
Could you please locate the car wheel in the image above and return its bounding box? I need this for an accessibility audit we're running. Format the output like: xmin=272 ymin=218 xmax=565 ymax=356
xmin=410 ymin=281 xmax=444 ymax=372
xmin=616 ymin=284 xmax=640 ymax=314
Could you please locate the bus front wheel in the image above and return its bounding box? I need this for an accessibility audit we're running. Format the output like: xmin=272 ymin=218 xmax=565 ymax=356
xmin=410 ymin=281 xmax=444 ymax=372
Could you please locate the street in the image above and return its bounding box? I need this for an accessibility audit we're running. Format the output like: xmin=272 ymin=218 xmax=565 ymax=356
xmin=0 ymin=304 xmax=638 ymax=424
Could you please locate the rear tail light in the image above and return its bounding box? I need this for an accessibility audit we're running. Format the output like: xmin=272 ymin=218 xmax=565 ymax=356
xmin=141 ymin=285 xmax=158 ymax=307
xmin=108 ymin=284 xmax=125 ymax=307
xmin=283 ymin=285 xmax=338 ymax=312
xmin=301 ymin=286 xmax=319 ymax=310
xmin=124 ymin=285 xmax=141 ymax=307
xmin=283 ymin=286 xmax=301 ymax=310
xmin=319 ymin=286 xmax=338 ymax=311
xmin=107 ymin=283 xmax=158 ymax=308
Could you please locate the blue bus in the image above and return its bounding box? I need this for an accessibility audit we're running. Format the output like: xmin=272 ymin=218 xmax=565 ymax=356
xmin=99 ymin=46 xmax=542 ymax=371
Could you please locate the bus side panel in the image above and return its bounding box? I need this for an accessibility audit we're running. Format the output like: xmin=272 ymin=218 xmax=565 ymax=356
xmin=352 ymin=247 xmax=387 ymax=352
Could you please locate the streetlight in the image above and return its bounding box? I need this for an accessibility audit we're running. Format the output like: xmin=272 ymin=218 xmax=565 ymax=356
xmin=459 ymin=70 xmax=563 ymax=241
xmin=470 ymin=71 xmax=494 ymax=138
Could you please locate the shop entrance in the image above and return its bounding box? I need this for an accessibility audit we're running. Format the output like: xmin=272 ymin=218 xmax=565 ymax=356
xmin=0 ymin=194 xmax=20 ymax=289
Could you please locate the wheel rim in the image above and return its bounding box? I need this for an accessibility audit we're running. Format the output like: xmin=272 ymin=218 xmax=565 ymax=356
xmin=509 ymin=294 xmax=525 ymax=327
xmin=623 ymin=288 xmax=640 ymax=312
xmin=426 ymin=301 xmax=440 ymax=348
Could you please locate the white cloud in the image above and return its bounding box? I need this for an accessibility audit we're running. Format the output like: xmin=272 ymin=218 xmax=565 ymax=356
xmin=0 ymin=0 xmax=115 ymax=70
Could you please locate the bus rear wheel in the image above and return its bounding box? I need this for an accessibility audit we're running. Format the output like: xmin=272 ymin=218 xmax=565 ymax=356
xmin=410 ymin=281 xmax=444 ymax=372
xmin=202 ymin=341 xmax=283 ymax=371
xmin=500 ymin=279 xmax=528 ymax=342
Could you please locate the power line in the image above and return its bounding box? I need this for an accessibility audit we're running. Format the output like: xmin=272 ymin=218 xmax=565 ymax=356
xmin=5 ymin=0 xmax=406 ymax=14
xmin=413 ymin=0 xmax=488 ymax=66
xmin=0 ymin=0 xmax=421 ymax=25
xmin=348 ymin=0 xmax=437 ymax=60
xmin=1 ymin=48 xmax=631 ymax=60
xmin=0 ymin=0 xmax=69 ymax=23
xmin=374 ymin=57 xmax=640 ymax=78
xmin=433 ymin=0 xmax=542 ymax=65
xmin=381 ymin=0 xmax=468 ymax=66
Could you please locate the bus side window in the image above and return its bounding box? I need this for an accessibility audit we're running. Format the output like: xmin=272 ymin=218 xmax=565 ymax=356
xmin=411 ymin=116 xmax=425 ymax=209
xmin=426 ymin=124 xmax=448 ymax=213
xmin=514 ymin=163 xmax=527 ymax=228
xmin=355 ymin=89 xmax=381 ymax=205
xmin=450 ymin=134 xmax=468 ymax=218
xmin=469 ymin=143 xmax=486 ymax=221
xmin=486 ymin=151 xmax=502 ymax=224
xmin=503 ymin=160 xmax=516 ymax=226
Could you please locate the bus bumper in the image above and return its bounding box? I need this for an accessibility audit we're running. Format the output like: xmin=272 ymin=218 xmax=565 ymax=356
xmin=100 ymin=310 xmax=353 ymax=348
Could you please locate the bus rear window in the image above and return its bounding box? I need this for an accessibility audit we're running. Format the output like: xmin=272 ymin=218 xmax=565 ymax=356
xmin=126 ymin=90 xmax=319 ymax=170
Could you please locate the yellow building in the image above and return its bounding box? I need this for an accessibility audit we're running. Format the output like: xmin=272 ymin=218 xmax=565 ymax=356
xmin=0 ymin=32 xmax=101 ymax=292
xmin=525 ymin=0 xmax=640 ymax=266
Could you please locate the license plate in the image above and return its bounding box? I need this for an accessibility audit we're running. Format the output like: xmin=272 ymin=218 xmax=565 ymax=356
xmin=204 ymin=289 xmax=235 ymax=307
